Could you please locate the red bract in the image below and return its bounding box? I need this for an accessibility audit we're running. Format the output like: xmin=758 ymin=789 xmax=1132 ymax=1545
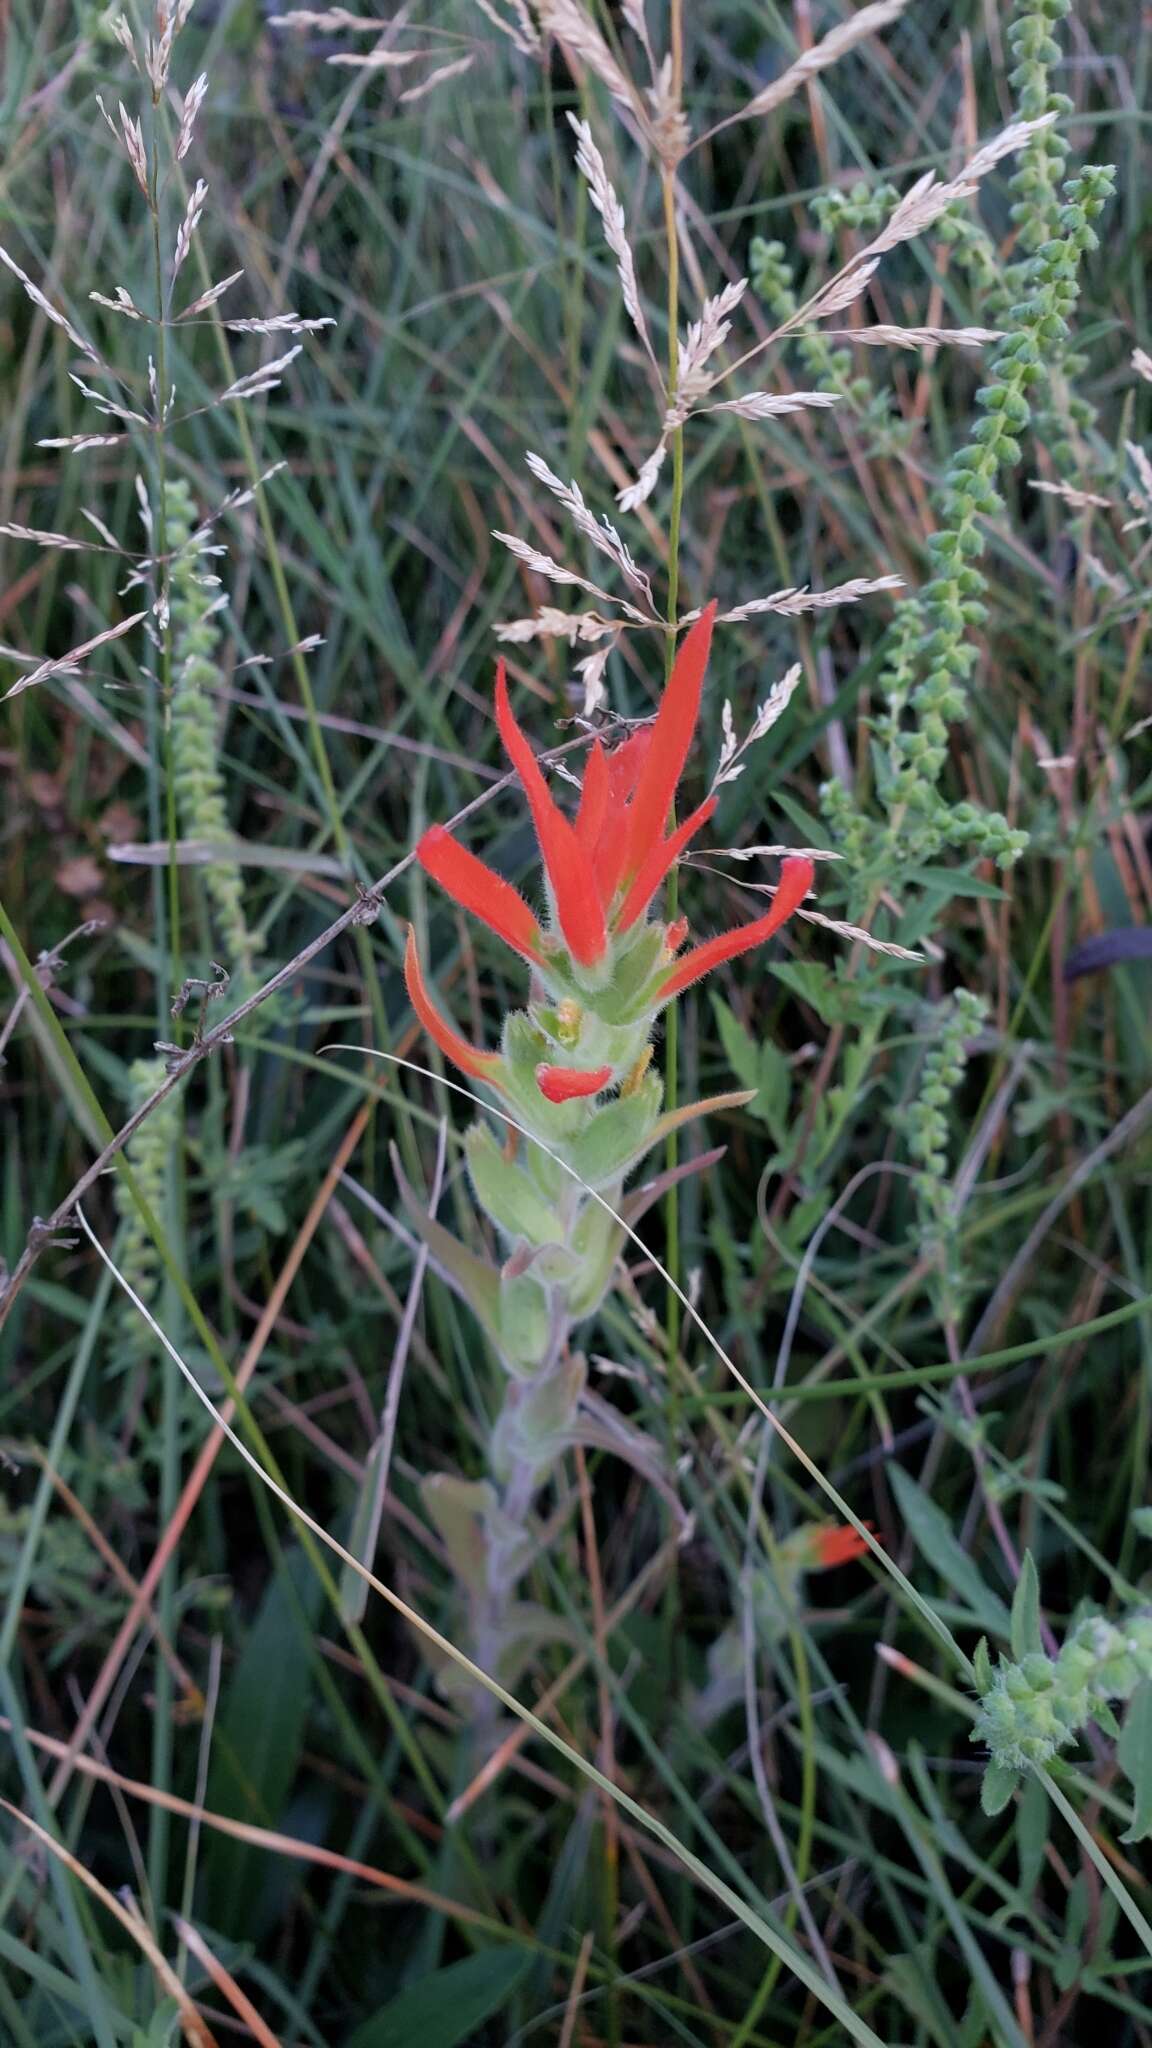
xmin=403 ymin=928 xmax=505 ymax=1087
xmin=807 ymin=1524 xmax=872 ymax=1570
xmin=495 ymin=663 xmax=607 ymax=967
xmin=535 ymin=1062 xmax=613 ymax=1103
xmin=621 ymin=603 xmax=717 ymax=884
xmin=657 ymin=854 xmax=814 ymax=1002
xmin=416 ymin=825 xmax=543 ymax=963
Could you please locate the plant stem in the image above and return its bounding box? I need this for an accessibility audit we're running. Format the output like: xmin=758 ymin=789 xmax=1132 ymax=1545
xmin=661 ymin=152 xmax=686 ymax=1398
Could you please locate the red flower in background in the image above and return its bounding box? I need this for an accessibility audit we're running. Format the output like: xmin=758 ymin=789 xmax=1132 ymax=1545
xmin=408 ymin=601 xmax=815 ymax=1096
xmin=806 ymin=1524 xmax=873 ymax=1570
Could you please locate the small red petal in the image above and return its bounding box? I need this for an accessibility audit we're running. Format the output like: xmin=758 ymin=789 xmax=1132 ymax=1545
xmin=665 ymin=915 xmax=689 ymax=952
xmin=495 ymin=664 xmax=607 ymax=967
xmin=535 ymin=1062 xmax=613 ymax=1103
xmin=417 ymin=825 xmax=544 ymax=962
xmin=592 ymin=729 xmax=656 ymax=903
xmin=656 ymin=855 xmax=814 ymax=1001
xmin=616 ymin=795 xmax=717 ymax=932
xmin=403 ymin=928 xmax=504 ymax=1085
xmin=809 ymin=1524 xmax=873 ymax=1569
xmin=606 ymin=726 xmax=652 ymax=805
xmin=575 ymin=740 xmax=610 ymax=852
xmin=622 ymin=602 xmax=717 ymax=882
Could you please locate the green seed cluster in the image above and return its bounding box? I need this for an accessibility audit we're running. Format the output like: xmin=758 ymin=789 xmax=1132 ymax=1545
xmin=809 ymin=181 xmax=900 ymax=238
xmin=1004 ymin=0 xmax=1073 ymax=259
xmin=113 ymin=1056 xmax=181 ymax=1362
xmin=166 ymin=479 xmax=260 ymax=981
xmin=993 ymin=0 xmax=1092 ymax=467
xmin=897 ymin=988 xmax=988 ymax=1312
xmin=975 ymin=1610 xmax=1152 ymax=1770
xmin=821 ymin=159 xmax=1112 ymax=891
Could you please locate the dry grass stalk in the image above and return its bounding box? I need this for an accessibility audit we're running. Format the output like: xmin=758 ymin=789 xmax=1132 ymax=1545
xmin=0 ymin=244 xmax=98 ymax=361
xmin=701 ymin=0 xmax=910 ymax=144
xmin=492 ymin=528 xmax=650 ymax=620
xmin=524 ymin=450 xmax=655 ymax=603
xmin=687 ymin=574 xmax=903 ymax=624
xmin=494 ymin=606 xmax=620 ymax=644
xmin=703 ymin=390 xmax=840 ymax=420
xmin=400 ymin=56 xmax=476 ymax=102
xmin=3 ymin=612 xmax=149 ymax=700
xmin=472 ymin=0 xmax=541 ymax=57
xmin=176 ymin=72 xmax=208 ymax=160
xmin=173 ymin=179 xmax=208 ymax=279
xmin=714 ymin=665 xmax=804 ymax=787
xmin=825 ymin=324 xmax=1002 ymax=350
xmin=568 ymin=115 xmax=659 ymax=374
xmin=218 ymin=346 xmax=303 ymax=403
xmin=537 ymin=0 xmax=641 ymax=121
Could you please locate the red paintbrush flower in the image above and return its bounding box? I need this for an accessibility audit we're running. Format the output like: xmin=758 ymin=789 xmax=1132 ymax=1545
xmin=805 ymin=1524 xmax=873 ymax=1570
xmin=403 ymin=928 xmax=505 ymax=1087
xmin=535 ymin=1062 xmax=614 ymax=1103
xmin=415 ymin=602 xmax=814 ymax=1009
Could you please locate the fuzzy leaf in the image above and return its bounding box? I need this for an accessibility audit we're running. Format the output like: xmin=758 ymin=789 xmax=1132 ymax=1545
xmin=567 ymin=1198 xmax=626 ymax=1318
xmin=1010 ymin=1550 xmax=1043 ymax=1660
xmin=972 ymin=1636 xmax=994 ymax=1693
xmin=1015 ymin=1770 xmax=1049 ymax=1893
xmin=568 ymin=1077 xmax=661 ymax=1188
xmin=498 ymin=1269 xmax=553 ymax=1371
xmin=1119 ymin=1680 xmax=1152 ymax=1843
xmin=623 ymin=1088 xmax=755 ymax=1175
xmin=980 ymin=1760 xmax=1020 ymax=1816
xmin=394 ymin=1158 xmax=502 ymax=1346
xmin=419 ymin=1473 xmax=498 ymax=1593
xmin=466 ymin=1123 xmax=562 ymax=1246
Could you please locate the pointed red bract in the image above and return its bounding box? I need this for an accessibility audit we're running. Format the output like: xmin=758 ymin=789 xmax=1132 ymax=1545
xmin=495 ymin=663 xmax=607 ymax=967
xmin=575 ymin=739 xmax=610 ymax=851
xmin=417 ymin=825 xmax=544 ymax=962
xmin=535 ymin=1062 xmax=614 ymax=1103
xmin=404 ymin=928 xmax=504 ymax=1085
xmin=590 ymin=728 xmax=656 ymax=904
xmin=622 ymin=603 xmax=717 ymax=883
xmin=616 ymin=795 xmax=718 ymax=932
xmin=807 ymin=1524 xmax=872 ymax=1569
xmin=606 ymin=726 xmax=652 ymax=804
xmin=657 ymin=855 xmax=814 ymax=1001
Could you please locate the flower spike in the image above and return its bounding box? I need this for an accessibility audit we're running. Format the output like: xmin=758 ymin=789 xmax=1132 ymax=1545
xmin=417 ymin=824 xmax=544 ymax=963
xmin=622 ymin=601 xmax=717 ymax=883
xmin=657 ymin=855 xmax=814 ymax=1001
xmin=535 ymin=1062 xmax=613 ymax=1103
xmin=404 ymin=927 xmax=505 ymax=1086
xmin=495 ymin=663 xmax=607 ymax=967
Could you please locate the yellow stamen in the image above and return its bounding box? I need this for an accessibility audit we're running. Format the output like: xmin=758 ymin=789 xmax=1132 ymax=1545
xmin=621 ymin=1045 xmax=653 ymax=1097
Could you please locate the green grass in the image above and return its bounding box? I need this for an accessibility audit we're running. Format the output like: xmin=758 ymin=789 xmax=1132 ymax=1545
xmin=2 ymin=0 xmax=1151 ymax=2042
